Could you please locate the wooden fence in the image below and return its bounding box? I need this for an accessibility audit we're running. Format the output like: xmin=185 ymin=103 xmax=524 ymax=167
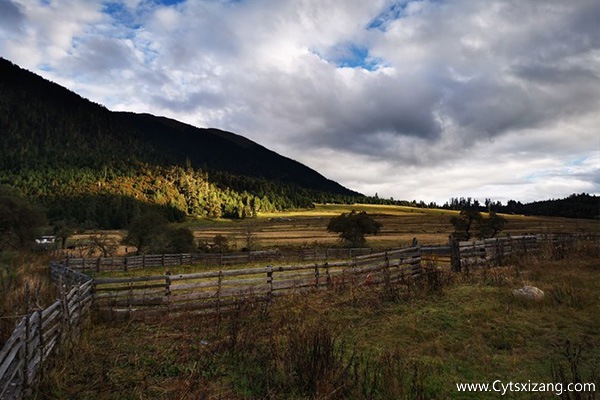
xmin=94 ymin=246 xmax=422 ymax=316
xmin=64 ymin=247 xmax=376 ymax=273
xmin=0 ymin=263 xmax=93 ymax=400
xmin=0 ymin=233 xmax=587 ymax=397
xmin=454 ymin=234 xmax=578 ymax=270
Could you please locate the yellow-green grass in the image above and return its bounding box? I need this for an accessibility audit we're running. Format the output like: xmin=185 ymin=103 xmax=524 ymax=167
xmin=66 ymin=204 xmax=598 ymax=256
xmin=190 ymin=204 xmax=598 ymax=250
xmin=35 ymin=239 xmax=600 ymax=399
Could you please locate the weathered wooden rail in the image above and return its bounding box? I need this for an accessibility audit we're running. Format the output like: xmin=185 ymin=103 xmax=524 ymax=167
xmin=64 ymin=247 xmax=376 ymax=273
xmin=455 ymin=233 xmax=581 ymax=270
xmin=457 ymin=235 xmax=538 ymax=269
xmin=94 ymin=246 xmax=422 ymax=316
xmin=0 ymin=263 xmax=93 ymax=400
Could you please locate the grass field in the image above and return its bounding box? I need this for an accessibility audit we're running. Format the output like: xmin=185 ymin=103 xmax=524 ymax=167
xmin=4 ymin=204 xmax=597 ymax=399
xmin=188 ymin=204 xmax=599 ymax=250
xmin=65 ymin=204 xmax=598 ymax=257
xmin=34 ymin=237 xmax=600 ymax=399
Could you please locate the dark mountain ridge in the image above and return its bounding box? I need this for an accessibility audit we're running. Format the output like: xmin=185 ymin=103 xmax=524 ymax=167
xmin=0 ymin=57 xmax=356 ymax=195
xmin=118 ymin=112 xmax=355 ymax=195
xmin=0 ymin=57 xmax=361 ymax=227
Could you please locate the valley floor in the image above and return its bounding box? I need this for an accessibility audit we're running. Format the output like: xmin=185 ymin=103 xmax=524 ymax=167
xmin=34 ymin=238 xmax=599 ymax=399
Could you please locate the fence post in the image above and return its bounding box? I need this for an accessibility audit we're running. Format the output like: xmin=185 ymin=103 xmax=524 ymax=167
xmin=350 ymin=256 xmax=357 ymax=298
xmin=384 ymin=251 xmax=391 ymax=287
xmin=266 ymin=265 xmax=273 ymax=303
xmin=165 ymin=271 xmax=172 ymax=306
xmin=450 ymin=236 xmax=461 ymax=272
xmin=314 ymin=264 xmax=320 ymax=288
xmin=216 ymin=271 xmax=223 ymax=323
xmin=36 ymin=308 xmax=44 ymax=389
xmin=494 ymin=238 xmax=502 ymax=266
xmin=73 ymin=284 xmax=81 ymax=339
xmin=23 ymin=285 xmax=31 ymax=395
xmin=324 ymin=262 xmax=331 ymax=288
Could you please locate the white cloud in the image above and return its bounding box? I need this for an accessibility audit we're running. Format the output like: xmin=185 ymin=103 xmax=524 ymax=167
xmin=0 ymin=0 xmax=598 ymax=204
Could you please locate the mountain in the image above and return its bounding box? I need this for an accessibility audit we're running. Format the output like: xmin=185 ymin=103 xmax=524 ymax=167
xmin=117 ymin=112 xmax=356 ymax=195
xmin=0 ymin=57 xmax=362 ymax=228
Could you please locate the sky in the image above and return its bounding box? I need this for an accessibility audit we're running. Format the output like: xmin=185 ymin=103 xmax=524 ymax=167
xmin=1 ymin=0 xmax=599 ymax=205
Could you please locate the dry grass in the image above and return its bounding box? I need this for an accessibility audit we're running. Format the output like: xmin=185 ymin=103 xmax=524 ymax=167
xmin=0 ymin=252 xmax=58 ymax=343
xmin=33 ymin=237 xmax=600 ymax=399
xmin=64 ymin=204 xmax=599 ymax=254
xmin=192 ymin=204 xmax=599 ymax=249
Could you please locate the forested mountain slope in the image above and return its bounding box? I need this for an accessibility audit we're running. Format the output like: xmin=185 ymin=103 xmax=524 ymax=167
xmin=0 ymin=57 xmax=362 ymax=228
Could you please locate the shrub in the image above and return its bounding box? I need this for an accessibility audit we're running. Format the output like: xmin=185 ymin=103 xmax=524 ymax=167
xmin=327 ymin=210 xmax=382 ymax=247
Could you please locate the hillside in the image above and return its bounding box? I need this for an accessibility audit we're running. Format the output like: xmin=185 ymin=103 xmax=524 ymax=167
xmin=502 ymin=193 xmax=599 ymax=220
xmin=0 ymin=57 xmax=362 ymax=228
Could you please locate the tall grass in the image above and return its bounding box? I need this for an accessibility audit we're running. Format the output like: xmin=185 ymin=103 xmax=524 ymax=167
xmin=34 ymin=237 xmax=600 ymax=399
xmin=0 ymin=252 xmax=57 ymax=343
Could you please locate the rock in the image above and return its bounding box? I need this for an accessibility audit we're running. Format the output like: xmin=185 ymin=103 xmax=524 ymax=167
xmin=512 ymin=286 xmax=545 ymax=301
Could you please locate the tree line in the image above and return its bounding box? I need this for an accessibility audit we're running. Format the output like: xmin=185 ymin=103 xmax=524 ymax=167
xmin=365 ymin=194 xmax=598 ymax=220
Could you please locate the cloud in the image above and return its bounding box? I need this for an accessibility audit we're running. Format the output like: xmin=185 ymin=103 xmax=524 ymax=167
xmin=0 ymin=0 xmax=25 ymax=33
xmin=0 ymin=0 xmax=598 ymax=203
xmin=68 ymin=37 xmax=135 ymax=74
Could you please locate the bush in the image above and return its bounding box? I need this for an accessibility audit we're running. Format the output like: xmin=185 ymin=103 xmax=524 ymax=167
xmin=327 ymin=210 xmax=382 ymax=247
xmin=122 ymin=211 xmax=196 ymax=254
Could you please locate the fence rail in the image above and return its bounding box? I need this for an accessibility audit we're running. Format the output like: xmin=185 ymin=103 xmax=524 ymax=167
xmin=455 ymin=234 xmax=580 ymax=270
xmin=93 ymin=246 xmax=422 ymax=316
xmin=0 ymin=263 xmax=93 ymax=400
xmin=64 ymin=248 xmax=378 ymax=272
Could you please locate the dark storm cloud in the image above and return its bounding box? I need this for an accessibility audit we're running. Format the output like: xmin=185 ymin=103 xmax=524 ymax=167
xmin=0 ymin=0 xmax=25 ymax=32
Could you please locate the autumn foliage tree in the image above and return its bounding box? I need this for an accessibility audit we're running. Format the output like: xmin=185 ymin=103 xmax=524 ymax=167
xmin=327 ymin=210 xmax=382 ymax=247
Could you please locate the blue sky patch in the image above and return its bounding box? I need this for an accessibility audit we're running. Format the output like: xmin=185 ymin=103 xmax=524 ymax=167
xmin=102 ymin=2 xmax=141 ymax=30
xmin=152 ymin=0 xmax=186 ymax=6
xmin=368 ymin=1 xmax=408 ymax=31
xmin=335 ymin=44 xmax=381 ymax=71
